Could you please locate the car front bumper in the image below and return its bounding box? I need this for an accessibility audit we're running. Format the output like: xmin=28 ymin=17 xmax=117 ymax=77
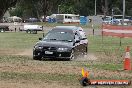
xmin=33 ymin=49 xmax=71 ymax=59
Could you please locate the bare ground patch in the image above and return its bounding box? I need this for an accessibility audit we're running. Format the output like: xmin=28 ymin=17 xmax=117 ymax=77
xmin=0 ymin=62 xmax=81 ymax=75
xmin=0 ymin=47 xmax=98 ymax=61
xmin=14 ymin=49 xmax=33 ymax=56
xmin=89 ymin=68 xmax=132 ymax=80
xmin=75 ymin=53 xmax=98 ymax=61
xmin=0 ymin=48 xmax=33 ymax=56
xmin=0 ymin=80 xmax=80 ymax=88
xmin=0 ymin=49 xmax=22 ymax=55
xmin=15 ymin=49 xmax=98 ymax=61
xmin=0 ymin=52 xmax=98 ymax=74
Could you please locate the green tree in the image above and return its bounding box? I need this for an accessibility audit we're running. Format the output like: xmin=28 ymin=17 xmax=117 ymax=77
xmin=0 ymin=0 xmax=17 ymax=20
xmin=58 ymin=0 xmax=75 ymax=14
xmin=1 ymin=0 xmax=132 ymax=21
xmin=74 ymin=0 xmax=94 ymax=16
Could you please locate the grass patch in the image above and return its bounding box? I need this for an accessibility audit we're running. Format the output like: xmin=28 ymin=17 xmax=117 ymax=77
xmin=0 ymin=32 xmax=43 ymax=49
xmin=84 ymin=63 xmax=123 ymax=71
xmin=0 ymin=71 xmax=130 ymax=83
xmin=0 ymin=71 xmax=80 ymax=85
xmin=88 ymin=35 xmax=132 ymax=59
xmin=0 ymin=55 xmax=31 ymax=63
xmin=1 ymin=30 xmax=132 ymax=56
xmin=0 ymin=55 xmax=94 ymax=68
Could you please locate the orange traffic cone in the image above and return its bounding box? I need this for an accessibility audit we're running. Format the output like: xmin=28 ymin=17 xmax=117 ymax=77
xmin=124 ymin=46 xmax=131 ymax=70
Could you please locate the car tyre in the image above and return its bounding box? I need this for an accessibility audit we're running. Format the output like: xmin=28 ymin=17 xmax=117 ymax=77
xmin=33 ymin=56 xmax=42 ymax=60
xmin=85 ymin=47 xmax=88 ymax=55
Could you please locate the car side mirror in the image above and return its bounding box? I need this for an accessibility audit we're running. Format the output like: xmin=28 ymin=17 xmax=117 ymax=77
xmin=81 ymin=38 xmax=87 ymax=40
xmin=39 ymin=38 xmax=42 ymax=40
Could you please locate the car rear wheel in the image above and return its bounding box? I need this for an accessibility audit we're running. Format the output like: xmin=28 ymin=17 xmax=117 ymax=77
xmin=85 ymin=47 xmax=88 ymax=54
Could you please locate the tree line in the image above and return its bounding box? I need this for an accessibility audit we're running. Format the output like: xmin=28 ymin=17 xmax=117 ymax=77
xmin=0 ymin=0 xmax=132 ymax=20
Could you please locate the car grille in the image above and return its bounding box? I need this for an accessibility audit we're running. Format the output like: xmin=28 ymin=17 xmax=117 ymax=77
xmin=43 ymin=46 xmax=57 ymax=51
xmin=43 ymin=52 xmax=71 ymax=58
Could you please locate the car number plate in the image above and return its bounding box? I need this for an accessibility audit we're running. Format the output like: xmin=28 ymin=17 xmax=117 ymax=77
xmin=45 ymin=51 xmax=53 ymax=54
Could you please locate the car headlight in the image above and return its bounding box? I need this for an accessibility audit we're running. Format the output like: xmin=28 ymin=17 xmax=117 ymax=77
xmin=57 ymin=48 xmax=68 ymax=52
xmin=34 ymin=45 xmax=43 ymax=49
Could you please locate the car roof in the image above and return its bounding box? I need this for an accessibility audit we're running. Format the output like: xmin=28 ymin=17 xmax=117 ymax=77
xmin=51 ymin=26 xmax=78 ymax=34
xmin=55 ymin=26 xmax=78 ymax=30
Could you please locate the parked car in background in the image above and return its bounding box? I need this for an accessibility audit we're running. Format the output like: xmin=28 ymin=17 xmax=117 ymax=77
xmin=0 ymin=25 xmax=9 ymax=32
xmin=24 ymin=18 xmax=40 ymax=23
xmin=23 ymin=25 xmax=43 ymax=34
xmin=33 ymin=26 xmax=88 ymax=61
xmin=125 ymin=16 xmax=132 ymax=23
xmin=102 ymin=16 xmax=119 ymax=24
xmin=56 ymin=14 xmax=80 ymax=23
xmin=114 ymin=15 xmax=132 ymax=25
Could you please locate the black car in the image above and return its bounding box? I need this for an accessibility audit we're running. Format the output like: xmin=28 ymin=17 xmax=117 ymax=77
xmin=33 ymin=26 xmax=88 ymax=60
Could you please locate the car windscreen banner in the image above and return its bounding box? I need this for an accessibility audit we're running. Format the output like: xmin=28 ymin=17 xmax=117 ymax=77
xmin=102 ymin=24 xmax=132 ymax=38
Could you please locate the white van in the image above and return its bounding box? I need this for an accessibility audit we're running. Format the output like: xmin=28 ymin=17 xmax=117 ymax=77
xmin=24 ymin=25 xmax=43 ymax=31
xmin=56 ymin=14 xmax=80 ymax=23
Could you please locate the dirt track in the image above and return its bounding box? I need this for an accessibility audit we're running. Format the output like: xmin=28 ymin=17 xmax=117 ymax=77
xmin=0 ymin=80 xmax=80 ymax=88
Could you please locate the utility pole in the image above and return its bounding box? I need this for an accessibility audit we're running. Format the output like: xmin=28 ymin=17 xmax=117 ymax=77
xmin=120 ymin=0 xmax=125 ymax=46
xmin=122 ymin=0 xmax=125 ymax=26
xmin=58 ymin=5 xmax=61 ymax=14
xmin=112 ymin=8 xmax=114 ymax=24
xmin=95 ymin=0 xmax=97 ymax=16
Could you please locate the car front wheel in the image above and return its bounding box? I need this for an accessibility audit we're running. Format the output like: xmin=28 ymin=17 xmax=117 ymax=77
xmin=33 ymin=56 xmax=42 ymax=60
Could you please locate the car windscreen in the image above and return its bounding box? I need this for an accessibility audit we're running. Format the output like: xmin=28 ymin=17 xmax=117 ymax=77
xmin=42 ymin=32 xmax=74 ymax=42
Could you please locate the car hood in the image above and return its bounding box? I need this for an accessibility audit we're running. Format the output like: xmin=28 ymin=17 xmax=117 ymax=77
xmin=35 ymin=40 xmax=73 ymax=48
